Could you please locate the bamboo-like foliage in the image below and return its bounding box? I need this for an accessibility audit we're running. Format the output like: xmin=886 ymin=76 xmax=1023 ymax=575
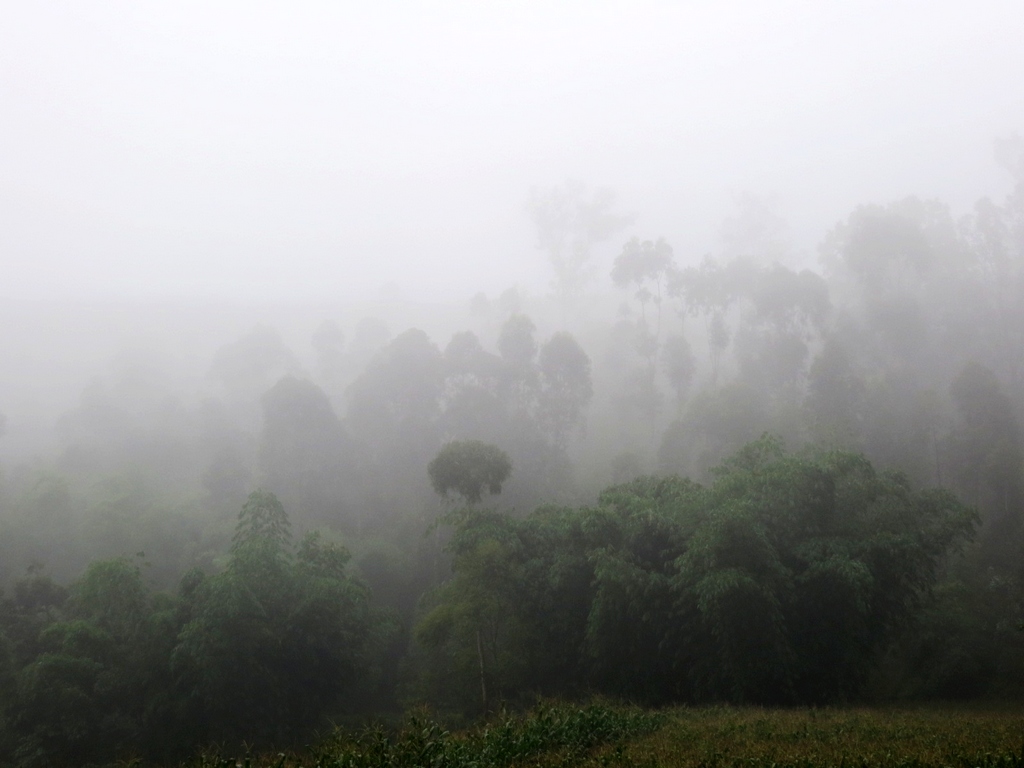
xmin=418 ymin=436 xmax=977 ymax=708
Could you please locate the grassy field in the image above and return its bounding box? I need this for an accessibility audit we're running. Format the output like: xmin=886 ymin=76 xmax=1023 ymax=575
xmin=184 ymin=702 xmax=663 ymax=768
xmin=181 ymin=704 xmax=1024 ymax=768
xmin=577 ymin=706 xmax=1024 ymax=768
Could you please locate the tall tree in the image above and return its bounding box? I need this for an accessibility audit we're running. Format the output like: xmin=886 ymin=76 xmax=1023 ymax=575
xmin=173 ymin=490 xmax=372 ymax=747
xmin=528 ymin=182 xmax=631 ymax=306
xmin=537 ymin=333 xmax=594 ymax=449
xmin=611 ymin=236 xmax=679 ymax=435
xmin=258 ymin=377 xmax=356 ymax=527
xmin=423 ymin=443 xmax=513 ymax=714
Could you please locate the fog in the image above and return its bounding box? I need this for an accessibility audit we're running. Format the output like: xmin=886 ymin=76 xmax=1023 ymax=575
xmin=3 ymin=2 xmax=1021 ymax=301
xmin=3 ymin=3 xmax=1024 ymax=762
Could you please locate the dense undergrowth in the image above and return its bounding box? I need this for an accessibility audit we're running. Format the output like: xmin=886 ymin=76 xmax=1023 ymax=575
xmin=183 ymin=701 xmax=664 ymax=768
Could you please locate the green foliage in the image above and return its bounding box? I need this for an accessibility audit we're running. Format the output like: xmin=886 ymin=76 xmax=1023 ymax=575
xmin=428 ymin=441 xmax=513 ymax=505
xmin=174 ymin=491 xmax=374 ymax=747
xmin=608 ymin=707 xmax=1024 ymax=768
xmin=8 ymin=557 xmax=172 ymax=766
xmin=191 ymin=701 xmax=664 ymax=768
xmin=418 ymin=437 xmax=976 ymax=708
xmin=0 ymin=491 xmax=386 ymax=765
xmin=232 ymin=488 xmax=291 ymax=554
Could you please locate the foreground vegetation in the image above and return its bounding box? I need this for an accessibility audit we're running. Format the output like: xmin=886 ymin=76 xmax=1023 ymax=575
xmin=185 ymin=702 xmax=663 ymax=768
xmin=606 ymin=707 xmax=1024 ymax=768
xmin=180 ymin=705 xmax=1024 ymax=768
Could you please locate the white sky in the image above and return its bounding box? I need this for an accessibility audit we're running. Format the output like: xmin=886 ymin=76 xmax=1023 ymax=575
xmin=1 ymin=1 xmax=1022 ymax=301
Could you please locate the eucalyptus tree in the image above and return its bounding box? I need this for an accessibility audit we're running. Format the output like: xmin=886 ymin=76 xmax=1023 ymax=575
xmin=732 ymin=264 xmax=830 ymax=400
xmin=345 ymin=329 xmax=446 ymax=516
xmin=496 ymin=315 xmax=541 ymax=435
xmin=422 ymin=441 xmax=513 ymax=713
xmin=611 ymin=237 xmax=679 ymax=435
xmin=311 ymin=319 xmax=346 ymax=394
xmin=537 ymin=332 xmax=593 ymax=449
xmin=497 ymin=314 xmax=539 ymax=372
xmin=439 ymin=332 xmax=506 ymax=444
xmin=209 ymin=324 xmax=303 ymax=406
xmin=674 ymin=256 xmax=753 ymax=387
xmin=803 ymin=336 xmax=867 ymax=450
xmin=611 ymin=237 xmax=677 ymax=338
xmin=947 ymin=362 xmax=1023 ymax=542
xmin=258 ymin=376 xmax=356 ymax=528
xmin=528 ymin=181 xmax=631 ymax=308
xmin=661 ymin=334 xmax=696 ymax=416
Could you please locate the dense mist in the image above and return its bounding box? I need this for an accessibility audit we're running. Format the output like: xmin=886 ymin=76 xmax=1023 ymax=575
xmin=3 ymin=3 xmax=1022 ymax=301
xmin=2 ymin=3 xmax=1024 ymax=766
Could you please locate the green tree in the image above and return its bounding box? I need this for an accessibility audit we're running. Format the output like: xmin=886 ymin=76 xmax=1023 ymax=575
xmin=172 ymin=490 xmax=372 ymax=747
xmin=421 ymin=437 xmax=976 ymax=707
xmin=537 ymin=332 xmax=593 ymax=448
xmin=420 ymin=441 xmax=521 ymax=714
xmin=10 ymin=557 xmax=172 ymax=766
xmin=345 ymin=329 xmax=445 ymax=517
xmin=428 ymin=440 xmax=513 ymax=506
xmin=258 ymin=377 xmax=356 ymax=527
xmin=439 ymin=332 xmax=506 ymax=443
xmin=416 ymin=516 xmax=526 ymax=715
xmin=947 ymin=362 xmax=1023 ymax=535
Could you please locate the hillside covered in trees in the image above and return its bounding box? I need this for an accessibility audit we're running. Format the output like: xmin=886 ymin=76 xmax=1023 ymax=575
xmin=1 ymin=140 xmax=1024 ymax=764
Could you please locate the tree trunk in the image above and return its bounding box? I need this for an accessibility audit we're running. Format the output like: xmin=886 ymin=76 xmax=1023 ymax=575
xmin=476 ymin=629 xmax=488 ymax=715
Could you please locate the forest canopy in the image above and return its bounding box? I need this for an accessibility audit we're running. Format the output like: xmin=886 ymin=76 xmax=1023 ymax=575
xmin=0 ymin=440 xmax=978 ymax=764
xmin=416 ymin=437 xmax=976 ymax=710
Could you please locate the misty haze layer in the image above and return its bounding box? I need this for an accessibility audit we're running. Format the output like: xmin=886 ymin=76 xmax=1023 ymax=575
xmin=2 ymin=2 xmax=1022 ymax=300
